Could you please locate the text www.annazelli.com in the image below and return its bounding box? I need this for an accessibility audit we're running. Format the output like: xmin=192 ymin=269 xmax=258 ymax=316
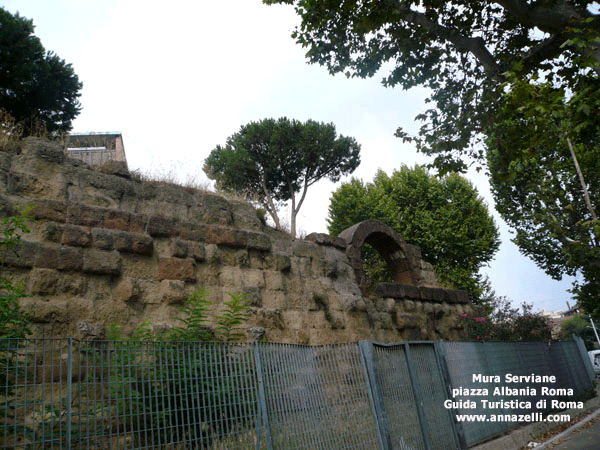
xmin=455 ymin=413 xmax=571 ymax=423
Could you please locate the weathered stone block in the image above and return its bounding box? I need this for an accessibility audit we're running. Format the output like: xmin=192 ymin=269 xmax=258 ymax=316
xmin=292 ymin=240 xmax=321 ymax=258
xmin=2 ymin=240 xmax=36 ymax=267
xmin=220 ymin=248 xmax=249 ymax=267
xmin=27 ymin=137 xmax=66 ymax=164
xmin=29 ymin=199 xmax=68 ymax=222
xmin=394 ymin=312 xmax=415 ymax=328
xmin=147 ymin=215 xmax=179 ymax=237
xmin=242 ymin=269 xmax=266 ymax=289
xmin=304 ymin=233 xmax=346 ymax=249
xmin=375 ymin=283 xmax=421 ymax=299
xmin=190 ymin=242 xmax=206 ymax=262
xmin=128 ymin=214 xmax=147 ymax=234
xmin=218 ymin=266 xmax=245 ymax=289
xmin=248 ymin=249 xmax=265 ymax=269
xmin=384 ymin=298 xmax=396 ymax=312
xmin=58 ymin=246 xmax=84 ymax=271
xmin=160 ymin=280 xmax=187 ymax=305
xmin=112 ymin=230 xmax=153 ymax=255
xmin=28 ymin=268 xmax=60 ymax=295
xmin=33 ymin=243 xmax=60 ymax=269
xmin=113 ymin=277 xmax=140 ymax=302
xmin=204 ymin=244 xmax=220 ymax=265
xmin=67 ymin=204 xmax=104 ymax=227
xmin=264 ymin=271 xmax=285 ymax=291
xmin=171 ymin=239 xmax=188 ymax=258
xmin=130 ymin=234 xmax=153 ymax=255
xmin=21 ymin=299 xmax=69 ymax=324
xmin=92 ymin=228 xmax=114 ymax=250
xmin=43 ymin=222 xmax=62 ymax=243
xmin=446 ymin=289 xmax=469 ymax=304
xmin=158 ymin=257 xmax=195 ymax=282
xmin=83 ymin=249 xmax=121 ymax=275
xmin=420 ymin=286 xmax=446 ymax=302
xmin=241 ymin=230 xmax=271 ymax=251
xmin=103 ymin=210 xmax=130 ymax=231
xmin=247 ymin=307 xmax=285 ymax=330
xmin=281 ymin=310 xmax=305 ymax=330
xmin=241 ymin=286 xmax=262 ymax=307
xmin=260 ymin=290 xmax=286 ymax=310
xmin=268 ymin=254 xmax=291 ymax=273
xmin=137 ymin=279 xmax=162 ymax=304
xmin=61 ymin=225 xmax=92 ymax=247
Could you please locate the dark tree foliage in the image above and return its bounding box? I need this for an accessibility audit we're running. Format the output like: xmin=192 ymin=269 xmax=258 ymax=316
xmin=487 ymin=74 xmax=600 ymax=314
xmin=266 ymin=0 xmax=600 ymax=311
xmin=0 ymin=7 xmax=82 ymax=135
xmin=264 ymin=0 xmax=600 ymax=172
xmin=327 ymin=166 xmax=500 ymax=302
xmin=204 ymin=117 xmax=360 ymax=237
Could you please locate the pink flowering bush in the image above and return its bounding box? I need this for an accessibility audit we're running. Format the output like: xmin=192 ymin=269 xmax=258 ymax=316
xmin=460 ymin=297 xmax=552 ymax=341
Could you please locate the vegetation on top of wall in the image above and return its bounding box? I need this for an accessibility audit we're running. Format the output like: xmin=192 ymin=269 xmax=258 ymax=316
xmin=459 ymin=297 xmax=553 ymax=342
xmin=327 ymin=165 xmax=500 ymax=303
xmin=204 ymin=117 xmax=361 ymax=237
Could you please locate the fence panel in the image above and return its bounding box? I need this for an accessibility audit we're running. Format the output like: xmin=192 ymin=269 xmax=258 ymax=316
xmin=1 ymin=339 xmax=72 ymax=449
xmin=549 ymin=341 xmax=595 ymax=399
xmin=257 ymin=342 xmax=379 ymax=450
xmin=370 ymin=343 xmax=462 ymax=450
xmin=1 ymin=338 xmax=594 ymax=449
xmin=1 ymin=339 xmax=261 ymax=449
xmin=443 ymin=340 xmax=595 ymax=447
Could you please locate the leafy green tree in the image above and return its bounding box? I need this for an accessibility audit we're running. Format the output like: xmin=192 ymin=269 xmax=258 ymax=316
xmin=559 ymin=314 xmax=599 ymax=350
xmin=204 ymin=117 xmax=360 ymax=237
xmin=264 ymin=0 xmax=600 ymax=172
xmin=327 ymin=166 xmax=500 ymax=302
xmin=487 ymin=74 xmax=600 ymax=314
xmin=266 ymin=0 xmax=600 ymax=311
xmin=0 ymin=7 xmax=82 ymax=135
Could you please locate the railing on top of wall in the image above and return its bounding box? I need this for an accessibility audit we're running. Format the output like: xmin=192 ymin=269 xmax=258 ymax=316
xmin=0 ymin=337 xmax=595 ymax=450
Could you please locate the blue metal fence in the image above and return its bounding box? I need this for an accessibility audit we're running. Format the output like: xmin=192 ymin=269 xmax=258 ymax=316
xmin=0 ymin=338 xmax=594 ymax=449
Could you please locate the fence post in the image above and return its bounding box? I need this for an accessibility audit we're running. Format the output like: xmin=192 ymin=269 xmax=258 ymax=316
xmin=253 ymin=342 xmax=273 ymax=450
xmin=358 ymin=340 xmax=392 ymax=450
xmin=434 ymin=341 xmax=467 ymax=450
xmin=66 ymin=338 xmax=73 ymax=450
xmin=404 ymin=343 xmax=433 ymax=450
xmin=573 ymin=335 xmax=596 ymax=383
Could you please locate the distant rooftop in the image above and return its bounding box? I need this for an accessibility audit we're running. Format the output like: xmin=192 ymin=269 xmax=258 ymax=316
xmin=64 ymin=132 xmax=128 ymax=167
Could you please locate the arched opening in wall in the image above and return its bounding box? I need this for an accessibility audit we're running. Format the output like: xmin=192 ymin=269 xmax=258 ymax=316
xmin=362 ymin=230 xmax=414 ymax=286
xmin=360 ymin=242 xmax=394 ymax=293
xmin=339 ymin=220 xmax=419 ymax=295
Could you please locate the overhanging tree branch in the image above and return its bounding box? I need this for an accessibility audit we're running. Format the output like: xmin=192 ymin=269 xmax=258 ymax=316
xmin=566 ymin=136 xmax=598 ymax=222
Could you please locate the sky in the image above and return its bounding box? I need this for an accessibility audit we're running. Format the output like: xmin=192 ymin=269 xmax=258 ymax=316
xmin=2 ymin=0 xmax=578 ymax=312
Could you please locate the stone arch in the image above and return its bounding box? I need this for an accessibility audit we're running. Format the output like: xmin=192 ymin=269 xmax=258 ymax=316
xmin=338 ymin=219 xmax=420 ymax=294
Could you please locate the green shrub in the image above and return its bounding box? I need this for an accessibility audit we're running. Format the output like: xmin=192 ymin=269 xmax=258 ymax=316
xmin=0 ymin=210 xmax=32 ymax=340
xmin=103 ymin=287 xmax=252 ymax=447
xmin=459 ymin=297 xmax=553 ymax=341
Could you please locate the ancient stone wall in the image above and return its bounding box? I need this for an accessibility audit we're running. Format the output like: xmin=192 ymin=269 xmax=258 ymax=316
xmin=0 ymin=138 xmax=472 ymax=344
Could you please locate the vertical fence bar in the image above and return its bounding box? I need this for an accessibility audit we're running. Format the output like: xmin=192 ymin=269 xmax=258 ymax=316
xmin=66 ymin=338 xmax=73 ymax=450
xmin=358 ymin=340 xmax=390 ymax=450
xmin=254 ymin=342 xmax=273 ymax=450
xmin=404 ymin=343 xmax=432 ymax=450
xmin=434 ymin=341 xmax=467 ymax=450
